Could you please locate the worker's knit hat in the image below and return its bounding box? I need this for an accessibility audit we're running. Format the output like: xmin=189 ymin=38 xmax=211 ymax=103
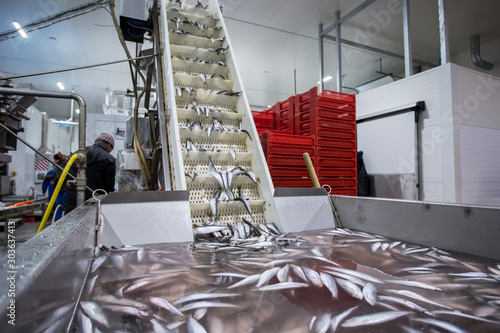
xmin=96 ymin=132 xmax=114 ymax=149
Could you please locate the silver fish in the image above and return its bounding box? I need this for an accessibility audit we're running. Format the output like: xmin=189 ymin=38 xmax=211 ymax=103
xmin=186 ymin=316 xmax=207 ymax=333
xmin=257 ymin=282 xmax=309 ymax=291
xmin=179 ymin=301 xmax=240 ymax=312
xmin=303 ymin=267 xmax=323 ymax=287
xmin=314 ymin=313 xmax=331 ymax=333
xmin=228 ymin=273 xmax=261 ymax=289
xmin=371 ymin=242 xmax=382 ymax=252
xmin=432 ymin=310 xmax=500 ymax=325
xmin=277 ymin=264 xmax=291 ymax=283
xmin=173 ymin=292 xmax=238 ymax=305
xmin=341 ymin=311 xmax=413 ymax=328
xmin=378 ymin=295 xmax=427 ymax=313
xmin=193 ymin=225 xmax=229 ymax=235
xmin=386 ymin=279 xmax=442 ymax=292
xmin=101 ymin=304 xmax=149 ymax=318
xmin=193 ymin=307 xmax=207 ymax=320
xmin=256 ymin=267 xmax=280 ymax=287
xmin=80 ymin=302 xmax=109 ymax=328
xmin=149 ymin=296 xmax=184 ymax=316
xmin=330 ymin=306 xmax=358 ymax=331
xmin=94 ymin=295 xmax=149 ymax=310
xmin=362 ymin=282 xmax=378 ymax=306
xmin=77 ymin=310 xmax=93 ymax=333
xmin=150 ymin=318 xmax=175 ymax=333
xmin=412 ymin=318 xmax=468 ymax=333
xmin=91 ymin=256 xmax=107 ymax=272
xmin=320 ymin=272 xmax=338 ymax=299
xmin=325 ymin=266 xmax=383 ymax=284
xmin=290 ymin=264 xmax=309 ymax=282
xmin=387 ymin=289 xmax=451 ymax=309
xmin=335 ymin=278 xmax=363 ymax=300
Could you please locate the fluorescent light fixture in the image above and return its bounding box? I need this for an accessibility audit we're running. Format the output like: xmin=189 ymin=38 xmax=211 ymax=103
xmin=12 ymin=21 xmax=28 ymax=38
xmin=267 ymin=105 xmax=272 ymax=108
xmin=316 ymin=75 xmax=333 ymax=84
xmin=75 ymin=108 xmax=80 ymax=114
xmin=51 ymin=119 xmax=78 ymax=127
xmin=56 ymin=81 xmax=65 ymax=90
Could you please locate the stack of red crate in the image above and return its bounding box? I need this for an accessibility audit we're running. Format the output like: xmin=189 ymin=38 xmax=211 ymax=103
xmin=252 ymin=108 xmax=275 ymax=136
xmin=259 ymin=131 xmax=316 ymax=187
xmin=295 ymin=86 xmax=357 ymax=195
xmin=273 ymin=96 xmax=294 ymax=132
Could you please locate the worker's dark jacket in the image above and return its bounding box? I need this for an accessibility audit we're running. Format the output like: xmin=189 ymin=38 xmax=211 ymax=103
xmin=65 ymin=142 xmax=116 ymax=212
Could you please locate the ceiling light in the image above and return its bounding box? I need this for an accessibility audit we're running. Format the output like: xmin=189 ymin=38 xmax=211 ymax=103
xmin=316 ymin=75 xmax=333 ymax=84
xmin=75 ymin=108 xmax=80 ymax=114
xmin=56 ymin=82 xmax=65 ymax=90
xmin=12 ymin=21 xmax=28 ymax=38
xmin=267 ymin=105 xmax=272 ymax=108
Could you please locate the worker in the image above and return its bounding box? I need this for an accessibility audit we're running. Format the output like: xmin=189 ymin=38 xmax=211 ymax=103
xmin=65 ymin=132 xmax=116 ymax=213
xmin=43 ymin=153 xmax=67 ymax=220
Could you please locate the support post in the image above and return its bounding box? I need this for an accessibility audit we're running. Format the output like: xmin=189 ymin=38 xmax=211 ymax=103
xmin=318 ymin=24 xmax=324 ymax=92
xmin=402 ymin=0 xmax=413 ymax=77
xmin=335 ymin=11 xmax=342 ymax=92
xmin=438 ymin=0 xmax=450 ymax=65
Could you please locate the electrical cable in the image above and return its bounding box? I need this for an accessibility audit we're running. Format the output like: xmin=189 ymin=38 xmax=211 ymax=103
xmin=0 ymin=0 xmax=111 ymax=42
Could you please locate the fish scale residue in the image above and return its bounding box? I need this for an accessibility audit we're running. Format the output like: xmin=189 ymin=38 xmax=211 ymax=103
xmin=72 ymin=227 xmax=500 ymax=333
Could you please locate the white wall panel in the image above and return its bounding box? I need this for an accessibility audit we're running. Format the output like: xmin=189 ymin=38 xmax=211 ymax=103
xmin=451 ymin=65 xmax=500 ymax=130
xmin=459 ymin=125 xmax=500 ymax=206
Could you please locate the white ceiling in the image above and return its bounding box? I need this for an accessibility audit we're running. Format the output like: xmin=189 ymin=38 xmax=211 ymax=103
xmin=0 ymin=0 xmax=499 ymax=119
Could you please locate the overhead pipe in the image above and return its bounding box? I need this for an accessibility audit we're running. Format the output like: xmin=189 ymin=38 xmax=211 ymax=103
xmin=470 ymin=35 xmax=493 ymax=70
xmin=0 ymin=87 xmax=87 ymax=206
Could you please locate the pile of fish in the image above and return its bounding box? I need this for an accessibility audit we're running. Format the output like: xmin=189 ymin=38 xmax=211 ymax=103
xmin=64 ymin=226 xmax=500 ymax=332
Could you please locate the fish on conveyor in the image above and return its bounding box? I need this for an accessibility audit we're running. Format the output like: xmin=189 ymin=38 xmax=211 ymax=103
xmin=179 ymin=301 xmax=240 ymax=312
xmin=302 ymin=267 xmax=323 ymax=287
xmin=101 ymin=304 xmax=149 ymax=318
xmin=256 ymin=267 xmax=281 ymax=287
xmin=173 ymin=292 xmax=239 ymax=305
xmin=234 ymin=187 xmax=254 ymax=221
xmin=335 ymin=278 xmax=363 ymax=300
xmin=228 ymin=273 xmax=261 ymax=289
xmin=149 ymin=296 xmax=184 ymax=316
xmin=386 ymin=289 xmax=452 ymax=309
xmin=194 ymin=225 xmax=230 ymax=235
xmin=314 ymin=313 xmax=332 ymax=333
xmin=235 ymin=121 xmax=252 ymax=140
xmin=386 ymin=279 xmax=442 ymax=292
xmin=185 ymin=172 xmax=198 ymax=181
xmin=149 ymin=318 xmax=176 ymax=333
xmin=257 ymin=282 xmax=309 ymax=291
xmin=80 ymin=302 xmax=109 ymax=328
xmin=320 ymin=272 xmax=338 ymax=299
xmin=378 ymin=295 xmax=428 ymax=313
xmin=340 ymin=311 xmax=414 ymax=328
xmin=412 ymin=318 xmax=468 ymax=333
xmin=324 ymin=266 xmax=383 ymax=284
xmin=330 ymin=306 xmax=358 ymax=331
xmin=186 ymin=316 xmax=208 ymax=333
xmin=363 ymin=282 xmax=378 ymax=306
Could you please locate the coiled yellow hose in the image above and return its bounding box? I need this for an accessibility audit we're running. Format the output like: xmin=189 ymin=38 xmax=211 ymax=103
xmin=37 ymin=153 xmax=79 ymax=234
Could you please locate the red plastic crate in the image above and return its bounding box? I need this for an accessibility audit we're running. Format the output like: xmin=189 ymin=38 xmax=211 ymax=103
xmin=326 ymin=187 xmax=357 ymax=196
xmin=318 ymin=157 xmax=356 ymax=168
xmin=252 ymin=109 xmax=275 ymax=130
xmin=299 ymin=128 xmax=356 ymax=140
xmin=316 ymin=147 xmax=356 ymax=159
xmin=316 ymin=177 xmax=357 ymax=187
xmin=260 ymin=130 xmax=314 ymax=146
xmin=268 ymin=154 xmax=314 ymax=167
xmin=295 ymin=87 xmax=355 ymax=115
xmin=265 ymin=143 xmax=315 ymax=157
xmin=318 ymin=167 xmax=356 ymax=178
xmin=296 ymin=114 xmax=356 ymax=134
xmin=273 ymin=177 xmax=316 ymax=187
xmin=317 ymin=138 xmax=356 ymax=150
xmin=273 ymin=96 xmax=294 ymax=132
xmin=320 ymin=89 xmax=356 ymax=104
xmin=269 ymin=166 xmax=312 ymax=178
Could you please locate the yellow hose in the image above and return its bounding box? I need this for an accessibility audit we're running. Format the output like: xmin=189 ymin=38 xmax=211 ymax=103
xmin=37 ymin=153 xmax=79 ymax=234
